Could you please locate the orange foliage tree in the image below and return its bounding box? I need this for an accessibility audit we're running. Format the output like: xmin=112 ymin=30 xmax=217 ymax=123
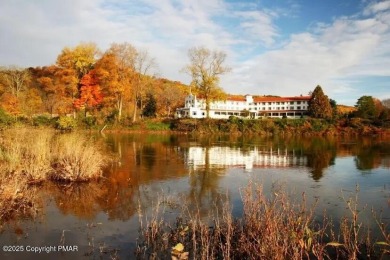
xmin=0 ymin=92 xmax=20 ymax=115
xmin=73 ymin=71 xmax=103 ymax=115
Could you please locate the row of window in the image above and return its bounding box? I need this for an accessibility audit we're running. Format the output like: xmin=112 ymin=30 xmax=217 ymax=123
xmin=187 ymin=99 xmax=307 ymax=106
xmin=210 ymin=106 xmax=306 ymax=110
xmin=219 ymin=101 xmax=306 ymax=105
xmin=214 ymin=111 xmax=306 ymax=116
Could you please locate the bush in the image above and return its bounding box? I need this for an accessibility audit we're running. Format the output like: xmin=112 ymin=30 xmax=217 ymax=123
xmin=83 ymin=116 xmax=97 ymax=129
xmin=56 ymin=116 xmax=77 ymax=131
xmin=0 ymin=108 xmax=13 ymax=126
xmin=50 ymin=133 xmax=106 ymax=181
xmin=146 ymin=121 xmax=171 ymax=131
xmin=33 ymin=115 xmax=55 ymax=127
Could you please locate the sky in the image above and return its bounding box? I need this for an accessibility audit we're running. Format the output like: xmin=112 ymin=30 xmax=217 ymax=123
xmin=1 ymin=0 xmax=390 ymax=106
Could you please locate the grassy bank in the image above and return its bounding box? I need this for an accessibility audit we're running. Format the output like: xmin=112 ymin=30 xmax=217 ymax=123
xmin=136 ymin=183 xmax=389 ymax=259
xmin=170 ymin=117 xmax=390 ymax=136
xmin=1 ymin=111 xmax=389 ymax=136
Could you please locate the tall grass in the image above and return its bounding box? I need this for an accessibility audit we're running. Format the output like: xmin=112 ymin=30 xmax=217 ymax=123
xmin=0 ymin=128 xmax=108 ymax=224
xmin=50 ymin=133 xmax=106 ymax=181
xmin=136 ymin=182 xmax=389 ymax=259
xmin=0 ymin=128 xmax=108 ymax=182
xmin=0 ymin=129 xmax=52 ymax=181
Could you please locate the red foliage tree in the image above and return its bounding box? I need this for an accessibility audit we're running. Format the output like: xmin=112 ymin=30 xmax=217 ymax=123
xmin=73 ymin=71 xmax=103 ymax=114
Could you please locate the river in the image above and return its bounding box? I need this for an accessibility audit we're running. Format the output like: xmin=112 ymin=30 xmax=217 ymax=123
xmin=1 ymin=133 xmax=389 ymax=259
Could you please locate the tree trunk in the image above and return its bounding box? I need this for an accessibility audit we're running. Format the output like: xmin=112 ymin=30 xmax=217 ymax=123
xmin=206 ymin=99 xmax=210 ymax=118
xmin=132 ymin=95 xmax=137 ymax=123
xmin=118 ymin=95 xmax=123 ymax=121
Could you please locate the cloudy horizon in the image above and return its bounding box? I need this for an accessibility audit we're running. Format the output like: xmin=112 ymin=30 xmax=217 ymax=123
xmin=1 ymin=0 xmax=389 ymax=106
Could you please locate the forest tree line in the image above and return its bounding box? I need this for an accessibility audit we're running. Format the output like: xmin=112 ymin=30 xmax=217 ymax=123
xmin=0 ymin=42 xmax=189 ymax=125
xmin=0 ymin=42 xmax=389 ymax=128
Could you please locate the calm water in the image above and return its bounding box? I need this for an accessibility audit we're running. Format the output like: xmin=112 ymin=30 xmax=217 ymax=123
xmin=1 ymin=134 xmax=389 ymax=259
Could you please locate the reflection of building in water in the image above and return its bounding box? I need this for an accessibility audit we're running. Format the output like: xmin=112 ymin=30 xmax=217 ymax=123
xmin=184 ymin=146 xmax=307 ymax=172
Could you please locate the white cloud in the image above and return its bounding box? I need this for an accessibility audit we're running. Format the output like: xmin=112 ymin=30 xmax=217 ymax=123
xmin=364 ymin=0 xmax=390 ymax=15
xmin=223 ymin=4 xmax=390 ymax=105
xmin=234 ymin=10 xmax=279 ymax=47
xmin=0 ymin=0 xmax=389 ymax=106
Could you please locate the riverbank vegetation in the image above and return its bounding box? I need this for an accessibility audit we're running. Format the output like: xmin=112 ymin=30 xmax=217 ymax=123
xmin=0 ymin=129 xmax=108 ymax=222
xmin=136 ymin=182 xmax=389 ymax=259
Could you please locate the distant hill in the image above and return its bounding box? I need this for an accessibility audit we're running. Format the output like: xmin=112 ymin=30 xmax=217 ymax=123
xmin=337 ymin=105 xmax=356 ymax=115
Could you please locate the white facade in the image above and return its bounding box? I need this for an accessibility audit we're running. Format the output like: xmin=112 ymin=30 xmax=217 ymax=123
xmin=175 ymin=94 xmax=311 ymax=119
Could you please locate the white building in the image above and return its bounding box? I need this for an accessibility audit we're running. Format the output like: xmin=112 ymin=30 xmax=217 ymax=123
xmin=175 ymin=94 xmax=311 ymax=119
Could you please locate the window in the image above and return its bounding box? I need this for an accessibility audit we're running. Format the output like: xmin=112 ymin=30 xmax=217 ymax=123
xmin=297 ymin=106 xmax=301 ymax=110
xmin=268 ymin=102 xmax=272 ymax=105
xmin=202 ymin=112 xmax=205 ymax=116
xmin=193 ymin=112 xmax=197 ymax=115
xmin=290 ymin=101 xmax=294 ymax=105
xmin=228 ymin=112 xmax=233 ymax=115
xmin=215 ymin=112 xmax=220 ymax=115
xmin=290 ymin=106 xmax=294 ymax=110
xmin=297 ymin=101 xmax=301 ymax=104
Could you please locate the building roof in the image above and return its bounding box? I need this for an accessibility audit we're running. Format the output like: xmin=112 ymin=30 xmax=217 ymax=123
xmin=224 ymin=94 xmax=311 ymax=102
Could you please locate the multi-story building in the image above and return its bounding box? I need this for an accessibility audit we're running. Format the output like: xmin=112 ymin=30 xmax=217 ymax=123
xmin=175 ymin=94 xmax=311 ymax=119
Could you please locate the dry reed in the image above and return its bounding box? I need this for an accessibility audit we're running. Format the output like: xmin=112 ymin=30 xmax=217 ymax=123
xmin=50 ymin=133 xmax=106 ymax=182
xmin=0 ymin=128 xmax=108 ymax=224
xmin=136 ymin=182 xmax=389 ymax=259
xmin=0 ymin=129 xmax=108 ymax=182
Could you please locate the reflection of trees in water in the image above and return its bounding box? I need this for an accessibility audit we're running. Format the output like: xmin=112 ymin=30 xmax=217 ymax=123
xmin=302 ymin=138 xmax=337 ymax=181
xmin=46 ymin=182 xmax=107 ymax=220
xmin=354 ymin=138 xmax=390 ymax=171
xmin=96 ymin=134 xmax=189 ymax=220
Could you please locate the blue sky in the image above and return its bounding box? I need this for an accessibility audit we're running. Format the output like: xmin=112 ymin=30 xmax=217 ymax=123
xmin=1 ymin=0 xmax=389 ymax=105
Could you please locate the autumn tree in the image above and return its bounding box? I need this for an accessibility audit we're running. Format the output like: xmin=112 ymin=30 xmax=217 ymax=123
xmin=132 ymin=49 xmax=156 ymax=122
xmin=154 ymin=79 xmax=187 ymax=117
xmin=355 ymin=96 xmax=376 ymax=119
xmin=73 ymin=71 xmax=103 ymax=116
xmin=34 ymin=66 xmax=72 ymax=116
xmin=95 ymin=43 xmax=138 ymax=121
xmin=21 ymin=88 xmax=44 ymax=117
xmin=0 ymin=66 xmax=31 ymax=98
xmin=0 ymin=92 xmax=20 ymax=115
xmin=56 ymin=43 xmax=100 ymax=116
xmin=308 ymin=85 xmax=333 ymax=119
xmin=56 ymin=42 xmax=99 ymax=79
xmin=183 ymin=46 xmax=230 ymax=118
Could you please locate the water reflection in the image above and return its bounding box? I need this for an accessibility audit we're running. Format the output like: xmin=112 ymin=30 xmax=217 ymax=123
xmin=46 ymin=182 xmax=106 ymax=220
xmin=304 ymin=138 xmax=337 ymax=181
xmin=1 ymin=134 xmax=389 ymax=259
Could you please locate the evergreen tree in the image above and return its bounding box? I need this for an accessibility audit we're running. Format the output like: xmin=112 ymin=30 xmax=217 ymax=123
xmin=355 ymin=96 xmax=376 ymax=119
xmin=143 ymin=93 xmax=157 ymax=117
xmin=308 ymin=85 xmax=333 ymax=119
xmin=329 ymin=98 xmax=338 ymax=119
